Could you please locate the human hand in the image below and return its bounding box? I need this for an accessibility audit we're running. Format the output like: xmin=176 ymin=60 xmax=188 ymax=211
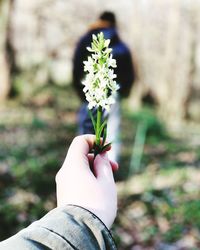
xmin=55 ymin=135 xmax=118 ymax=229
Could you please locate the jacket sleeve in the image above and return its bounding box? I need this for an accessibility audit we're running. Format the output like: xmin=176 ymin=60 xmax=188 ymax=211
xmin=72 ymin=36 xmax=88 ymax=101
xmin=115 ymin=45 xmax=135 ymax=98
xmin=0 ymin=205 xmax=116 ymax=250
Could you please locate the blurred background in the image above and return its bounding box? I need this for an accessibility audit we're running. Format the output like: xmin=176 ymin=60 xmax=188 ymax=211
xmin=1 ymin=0 xmax=200 ymax=249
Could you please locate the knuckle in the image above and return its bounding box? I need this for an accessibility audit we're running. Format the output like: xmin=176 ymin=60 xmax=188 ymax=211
xmin=55 ymin=171 xmax=61 ymax=183
xmin=71 ymin=135 xmax=82 ymax=145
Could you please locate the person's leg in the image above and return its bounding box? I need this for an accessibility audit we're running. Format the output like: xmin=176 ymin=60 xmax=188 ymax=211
xmin=78 ymin=103 xmax=96 ymax=135
xmin=106 ymin=101 xmax=121 ymax=162
xmin=78 ymin=103 xmax=87 ymax=134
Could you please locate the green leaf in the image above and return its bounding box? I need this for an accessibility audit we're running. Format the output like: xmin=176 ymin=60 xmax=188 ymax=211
xmin=102 ymin=124 xmax=107 ymax=146
xmin=101 ymin=142 xmax=111 ymax=152
xmin=88 ymin=110 xmax=96 ymax=131
xmin=97 ymin=119 xmax=107 ymax=139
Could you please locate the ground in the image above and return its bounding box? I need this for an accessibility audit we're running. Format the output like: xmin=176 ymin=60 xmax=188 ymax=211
xmin=0 ymin=84 xmax=200 ymax=249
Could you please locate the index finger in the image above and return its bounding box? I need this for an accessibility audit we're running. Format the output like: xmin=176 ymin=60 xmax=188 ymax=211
xmin=65 ymin=134 xmax=96 ymax=167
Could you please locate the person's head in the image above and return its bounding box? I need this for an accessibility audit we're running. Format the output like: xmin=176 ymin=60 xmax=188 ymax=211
xmin=99 ymin=11 xmax=116 ymax=27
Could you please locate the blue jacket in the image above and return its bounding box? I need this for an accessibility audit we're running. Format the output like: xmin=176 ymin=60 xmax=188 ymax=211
xmin=73 ymin=26 xmax=135 ymax=101
xmin=0 ymin=205 xmax=116 ymax=250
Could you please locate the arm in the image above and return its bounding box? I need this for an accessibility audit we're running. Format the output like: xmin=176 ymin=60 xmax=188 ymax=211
xmin=0 ymin=135 xmax=118 ymax=250
xmin=1 ymin=205 xmax=116 ymax=250
xmin=115 ymin=46 xmax=135 ymax=98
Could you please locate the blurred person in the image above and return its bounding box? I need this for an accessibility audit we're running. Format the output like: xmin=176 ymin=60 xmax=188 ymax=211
xmin=0 ymin=135 xmax=118 ymax=249
xmin=72 ymin=11 xmax=135 ymax=162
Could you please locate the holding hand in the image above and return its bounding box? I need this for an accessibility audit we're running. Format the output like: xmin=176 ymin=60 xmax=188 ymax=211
xmin=56 ymin=135 xmax=118 ymax=229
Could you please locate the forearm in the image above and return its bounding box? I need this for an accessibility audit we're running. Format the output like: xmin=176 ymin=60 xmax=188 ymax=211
xmin=0 ymin=205 xmax=116 ymax=250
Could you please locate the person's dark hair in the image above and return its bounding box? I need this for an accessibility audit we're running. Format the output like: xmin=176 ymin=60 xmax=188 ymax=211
xmin=99 ymin=11 xmax=116 ymax=27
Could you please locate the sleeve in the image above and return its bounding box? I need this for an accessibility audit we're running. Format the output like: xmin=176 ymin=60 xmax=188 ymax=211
xmin=0 ymin=205 xmax=116 ymax=250
xmin=115 ymin=45 xmax=136 ymax=98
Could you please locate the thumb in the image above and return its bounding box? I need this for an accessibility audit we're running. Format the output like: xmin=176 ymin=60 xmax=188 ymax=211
xmin=94 ymin=153 xmax=115 ymax=182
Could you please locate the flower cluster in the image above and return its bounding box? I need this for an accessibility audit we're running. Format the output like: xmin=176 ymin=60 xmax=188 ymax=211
xmin=82 ymin=32 xmax=119 ymax=111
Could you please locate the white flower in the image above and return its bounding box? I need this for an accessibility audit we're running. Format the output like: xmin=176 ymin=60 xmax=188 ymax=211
xmin=83 ymin=57 xmax=94 ymax=72
xmin=107 ymin=55 xmax=117 ymax=68
xmin=82 ymin=32 xmax=119 ymax=111
xmin=108 ymin=69 xmax=117 ymax=80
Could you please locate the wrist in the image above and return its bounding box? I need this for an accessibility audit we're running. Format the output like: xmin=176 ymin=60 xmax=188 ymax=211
xmin=65 ymin=204 xmax=114 ymax=229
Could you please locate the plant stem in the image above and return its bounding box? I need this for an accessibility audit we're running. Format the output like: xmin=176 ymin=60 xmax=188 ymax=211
xmin=92 ymin=106 xmax=102 ymax=166
xmin=96 ymin=106 xmax=102 ymax=146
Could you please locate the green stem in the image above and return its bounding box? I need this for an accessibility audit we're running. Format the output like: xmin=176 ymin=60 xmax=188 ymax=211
xmin=92 ymin=106 xmax=102 ymax=166
xmin=96 ymin=106 xmax=102 ymax=146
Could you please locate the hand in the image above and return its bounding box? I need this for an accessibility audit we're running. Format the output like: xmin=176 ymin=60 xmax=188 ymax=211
xmin=55 ymin=135 xmax=118 ymax=228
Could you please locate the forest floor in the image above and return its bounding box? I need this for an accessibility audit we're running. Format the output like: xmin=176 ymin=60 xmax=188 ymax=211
xmin=0 ymin=84 xmax=200 ymax=250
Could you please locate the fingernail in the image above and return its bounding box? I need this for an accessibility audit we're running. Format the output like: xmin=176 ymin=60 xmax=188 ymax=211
xmin=100 ymin=152 xmax=108 ymax=160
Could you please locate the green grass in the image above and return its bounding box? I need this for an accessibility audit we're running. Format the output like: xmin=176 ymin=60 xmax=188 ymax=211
xmin=0 ymin=84 xmax=200 ymax=248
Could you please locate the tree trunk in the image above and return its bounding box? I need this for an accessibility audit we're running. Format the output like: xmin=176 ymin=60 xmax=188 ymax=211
xmin=0 ymin=0 xmax=11 ymax=101
xmin=128 ymin=0 xmax=200 ymax=122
